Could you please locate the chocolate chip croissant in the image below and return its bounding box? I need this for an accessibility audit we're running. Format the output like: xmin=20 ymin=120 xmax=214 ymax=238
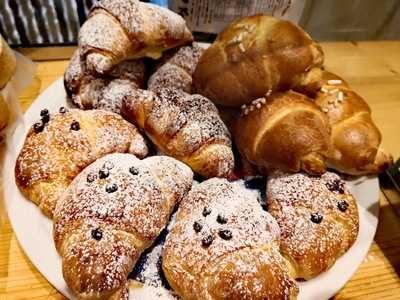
xmin=15 ymin=108 xmax=148 ymax=218
xmin=53 ymin=153 xmax=193 ymax=299
xmin=267 ymin=171 xmax=359 ymax=279
xmin=121 ymin=87 xmax=235 ymax=178
xmin=79 ymin=0 xmax=192 ymax=74
xmin=163 ymin=178 xmax=298 ymax=299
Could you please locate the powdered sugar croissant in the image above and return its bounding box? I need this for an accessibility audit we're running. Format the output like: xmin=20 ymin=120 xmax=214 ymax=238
xmin=267 ymin=171 xmax=359 ymax=279
xmin=163 ymin=178 xmax=298 ymax=299
xmin=53 ymin=153 xmax=193 ymax=299
xmin=121 ymin=87 xmax=235 ymax=178
xmin=79 ymin=0 xmax=192 ymax=74
xmin=64 ymin=49 xmax=146 ymax=113
xmin=148 ymin=43 xmax=204 ymax=93
xmin=15 ymin=108 xmax=148 ymax=218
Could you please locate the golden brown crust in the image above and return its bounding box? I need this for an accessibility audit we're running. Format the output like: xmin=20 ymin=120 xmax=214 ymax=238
xmin=53 ymin=153 xmax=193 ymax=299
xmin=0 ymin=93 xmax=9 ymax=132
xmin=310 ymin=71 xmax=393 ymax=175
xmin=193 ymin=15 xmax=323 ymax=107
xmin=163 ymin=178 xmax=298 ymax=300
xmin=121 ymin=87 xmax=235 ymax=178
xmin=267 ymin=171 xmax=359 ymax=280
xmin=234 ymin=91 xmax=332 ymax=175
xmin=15 ymin=109 xmax=148 ymax=218
xmin=0 ymin=35 xmax=17 ymax=89
xmin=79 ymin=0 xmax=192 ymax=74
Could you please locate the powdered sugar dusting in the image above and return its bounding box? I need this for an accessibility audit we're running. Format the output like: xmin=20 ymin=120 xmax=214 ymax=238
xmin=122 ymin=87 xmax=234 ymax=177
xmin=148 ymin=43 xmax=204 ymax=93
xmin=64 ymin=48 xmax=145 ymax=113
xmin=79 ymin=0 xmax=191 ymax=73
xmin=53 ymin=153 xmax=193 ymax=298
xmin=163 ymin=179 xmax=298 ymax=298
xmin=15 ymin=109 xmax=145 ymax=217
xmin=166 ymin=179 xmax=280 ymax=270
xmin=267 ymin=171 xmax=359 ymax=279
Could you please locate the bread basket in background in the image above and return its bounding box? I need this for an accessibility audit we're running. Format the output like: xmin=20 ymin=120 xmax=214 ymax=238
xmin=0 ymin=35 xmax=35 ymax=143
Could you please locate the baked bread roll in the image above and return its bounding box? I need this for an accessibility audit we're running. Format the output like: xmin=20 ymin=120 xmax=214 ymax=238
xmin=15 ymin=108 xmax=149 ymax=218
xmin=79 ymin=0 xmax=192 ymax=74
xmin=0 ymin=35 xmax=17 ymax=89
xmin=64 ymin=49 xmax=146 ymax=113
xmin=234 ymin=90 xmax=332 ymax=175
xmin=163 ymin=178 xmax=298 ymax=299
xmin=148 ymin=43 xmax=204 ymax=93
xmin=267 ymin=171 xmax=359 ymax=279
xmin=122 ymin=87 xmax=235 ymax=178
xmin=301 ymin=71 xmax=393 ymax=175
xmin=193 ymin=15 xmax=323 ymax=107
xmin=54 ymin=153 xmax=193 ymax=299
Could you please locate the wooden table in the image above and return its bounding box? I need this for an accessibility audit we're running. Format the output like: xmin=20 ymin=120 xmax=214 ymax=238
xmin=1 ymin=41 xmax=400 ymax=299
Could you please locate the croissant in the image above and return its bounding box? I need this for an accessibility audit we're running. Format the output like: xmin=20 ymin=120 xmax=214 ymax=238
xmin=79 ymin=0 xmax=192 ymax=74
xmin=300 ymin=71 xmax=393 ymax=175
xmin=53 ymin=153 xmax=193 ymax=299
xmin=267 ymin=171 xmax=359 ymax=279
xmin=64 ymin=49 xmax=146 ymax=113
xmin=163 ymin=178 xmax=298 ymax=299
xmin=121 ymin=87 xmax=235 ymax=178
xmin=148 ymin=43 xmax=204 ymax=93
xmin=233 ymin=90 xmax=332 ymax=175
xmin=0 ymin=93 xmax=9 ymax=133
xmin=193 ymin=15 xmax=324 ymax=107
xmin=15 ymin=108 xmax=148 ymax=218
xmin=0 ymin=34 xmax=16 ymax=89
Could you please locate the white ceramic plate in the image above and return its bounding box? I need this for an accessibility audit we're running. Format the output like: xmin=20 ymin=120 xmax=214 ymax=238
xmin=3 ymin=78 xmax=380 ymax=300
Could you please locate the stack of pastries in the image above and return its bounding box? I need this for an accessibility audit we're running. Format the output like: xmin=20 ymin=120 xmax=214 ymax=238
xmin=14 ymin=1 xmax=392 ymax=299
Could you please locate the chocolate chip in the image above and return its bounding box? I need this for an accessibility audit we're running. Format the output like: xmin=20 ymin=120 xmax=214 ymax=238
xmin=326 ymin=179 xmax=345 ymax=194
xmin=310 ymin=212 xmax=323 ymax=224
xmin=338 ymin=200 xmax=349 ymax=212
xmin=218 ymin=229 xmax=232 ymax=240
xmin=40 ymin=109 xmax=49 ymax=117
xmin=261 ymin=203 xmax=269 ymax=211
xmin=202 ymin=235 xmax=213 ymax=247
xmin=129 ymin=166 xmax=139 ymax=176
xmin=193 ymin=221 xmax=203 ymax=233
xmin=33 ymin=121 xmax=45 ymax=133
xmin=216 ymin=214 xmax=227 ymax=224
xmin=87 ymin=173 xmax=96 ymax=183
xmin=105 ymin=183 xmax=118 ymax=193
xmin=59 ymin=107 xmax=67 ymax=114
xmin=91 ymin=228 xmax=103 ymax=240
xmin=99 ymin=168 xmax=109 ymax=179
xmin=70 ymin=120 xmax=80 ymax=131
xmin=202 ymin=207 xmax=211 ymax=217
xmin=103 ymin=161 xmax=114 ymax=170
xmin=41 ymin=114 xmax=50 ymax=124
xmin=244 ymin=176 xmax=266 ymax=190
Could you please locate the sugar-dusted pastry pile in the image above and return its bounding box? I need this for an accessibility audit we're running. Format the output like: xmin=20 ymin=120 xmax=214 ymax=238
xmin=15 ymin=0 xmax=393 ymax=299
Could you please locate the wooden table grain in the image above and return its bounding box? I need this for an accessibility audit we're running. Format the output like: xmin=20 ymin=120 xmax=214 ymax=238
xmin=1 ymin=41 xmax=400 ymax=299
